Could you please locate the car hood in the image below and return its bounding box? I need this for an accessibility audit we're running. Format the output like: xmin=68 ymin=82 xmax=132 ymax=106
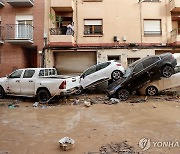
xmin=0 ymin=77 xmax=7 ymax=83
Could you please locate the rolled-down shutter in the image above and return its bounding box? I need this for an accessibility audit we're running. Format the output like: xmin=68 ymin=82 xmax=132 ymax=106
xmin=144 ymin=20 xmax=161 ymax=35
xmin=84 ymin=20 xmax=102 ymax=26
xmin=54 ymin=51 xmax=96 ymax=74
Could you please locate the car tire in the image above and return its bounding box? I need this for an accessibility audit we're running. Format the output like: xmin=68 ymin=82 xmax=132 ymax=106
xmin=162 ymin=65 xmax=173 ymax=78
xmin=117 ymin=89 xmax=129 ymax=101
xmin=0 ymin=86 xmax=5 ymax=99
xmin=37 ymin=89 xmax=51 ymax=103
xmin=146 ymin=86 xmax=158 ymax=96
xmin=111 ymin=70 xmax=123 ymax=80
xmin=74 ymin=87 xmax=83 ymax=95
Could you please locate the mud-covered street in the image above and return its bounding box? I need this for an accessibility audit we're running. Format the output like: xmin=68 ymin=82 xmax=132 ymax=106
xmin=0 ymin=92 xmax=180 ymax=154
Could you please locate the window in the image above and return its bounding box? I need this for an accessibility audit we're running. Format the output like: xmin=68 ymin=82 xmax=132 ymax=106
xmin=9 ymin=70 xmax=23 ymax=78
xmin=16 ymin=15 xmax=33 ymax=39
xmin=83 ymin=66 xmax=96 ymax=77
xmin=23 ymin=70 xmax=35 ymax=78
xmin=108 ymin=56 xmax=121 ymax=62
xmin=96 ymin=62 xmax=110 ymax=71
xmin=84 ymin=19 xmax=103 ymax=35
xmin=133 ymin=63 xmax=144 ymax=74
xmin=144 ymin=19 xmax=162 ymax=35
xmin=143 ymin=57 xmax=160 ymax=68
xmin=127 ymin=58 xmax=140 ymax=65
xmin=39 ymin=69 xmax=57 ymax=77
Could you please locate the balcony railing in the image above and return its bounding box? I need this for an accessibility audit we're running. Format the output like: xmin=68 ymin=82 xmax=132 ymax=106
xmin=170 ymin=28 xmax=180 ymax=43
xmin=0 ymin=26 xmax=4 ymax=44
xmin=171 ymin=28 xmax=180 ymax=36
xmin=49 ymin=27 xmax=74 ymax=44
xmin=50 ymin=28 xmax=74 ymax=36
xmin=6 ymin=24 xmax=33 ymax=44
xmin=7 ymin=0 xmax=34 ymax=7
xmin=0 ymin=0 xmax=5 ymax=7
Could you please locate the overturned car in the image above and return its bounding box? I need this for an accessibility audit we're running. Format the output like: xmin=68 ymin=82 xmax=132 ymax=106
xmin=107 ymin=53 xmax=177 ymax=101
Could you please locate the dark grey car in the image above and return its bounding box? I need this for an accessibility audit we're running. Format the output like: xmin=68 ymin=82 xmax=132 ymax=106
xmin=107 ymin=53 xmax=177 ymax=101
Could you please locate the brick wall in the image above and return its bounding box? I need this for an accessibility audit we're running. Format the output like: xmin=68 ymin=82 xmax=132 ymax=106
xmin=0 ymin=0 xmax=44 ymax=77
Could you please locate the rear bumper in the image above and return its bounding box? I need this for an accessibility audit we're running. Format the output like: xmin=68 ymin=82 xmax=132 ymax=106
xmin=60 ymin=86 xmax=81 ymax=96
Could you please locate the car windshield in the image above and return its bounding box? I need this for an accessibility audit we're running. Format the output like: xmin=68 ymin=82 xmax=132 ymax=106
xmin=123 ymin=67 xmax=132 ymax=78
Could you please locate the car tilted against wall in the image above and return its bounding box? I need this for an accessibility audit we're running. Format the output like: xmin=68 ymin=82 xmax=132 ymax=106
xmin=107 ymin=53 xmax=177 ymax=101
xmin=79 ymin=61 xmax=125 ymax=89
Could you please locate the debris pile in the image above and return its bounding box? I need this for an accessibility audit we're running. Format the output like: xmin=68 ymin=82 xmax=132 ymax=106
xmin=99 ymin=141 xmax=141 ymax=154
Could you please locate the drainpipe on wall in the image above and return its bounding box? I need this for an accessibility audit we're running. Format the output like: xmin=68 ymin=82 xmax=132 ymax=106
xmin=138 ymin=0 xmax=143 ymax=46
xmin=75 ymin=0 xmax=78 ymax=46
xmin=42 ymin=34 xmax=48 ymax=68
xmin=165 ymin=0 xmax=169 ymax=44
xmin=42 ymin=46 xmax=48 ymax=68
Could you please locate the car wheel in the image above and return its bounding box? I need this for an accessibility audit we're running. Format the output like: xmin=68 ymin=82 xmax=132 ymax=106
xmin=111 ymin=70 xmax=123 ymax=80
xmin=162 ymin=65 xmax=173 ymax=78
xmin=74 ymin=87 xmax=83 ymax=95
xmin=146 ymin=86 xmax=158 ymax=96
xmin=0 ymin=86 xmax=5 ymax=99
xmin=117 ymin=89 xmax=129 ymax=101
xmin=37 ymin=89 xmax=51 ymax=103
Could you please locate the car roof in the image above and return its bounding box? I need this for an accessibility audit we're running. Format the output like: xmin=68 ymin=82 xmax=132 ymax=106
xmin=129 ymin=54 xmax=162 ymax=68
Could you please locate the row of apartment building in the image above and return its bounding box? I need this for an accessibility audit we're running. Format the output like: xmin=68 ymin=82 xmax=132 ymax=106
xmin=0 ymin=0 xmax=180 ymax=76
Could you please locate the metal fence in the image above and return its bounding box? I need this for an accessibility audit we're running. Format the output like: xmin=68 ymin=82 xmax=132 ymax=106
xmin=6 ymin=24 xmax=34 ymax=40
xmin=171 ymin=28 xmax=180 ymax=36
xmin=50 ymin=27 xmax=74 ymax=36
xmin=0 ymin=26 xmax=4 ymax=40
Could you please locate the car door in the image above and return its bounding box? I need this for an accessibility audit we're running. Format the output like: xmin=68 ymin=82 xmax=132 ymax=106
xmin=80 ymin=66 xmax=97 ymax=88
xmin=129 ymin=63 xmax=150 ymax=90
xmin=142 ymin=56 xmax=161 ymax=80
xmin=7 ymin=69 xmax=23 ymax=94
xmin=20 ymin=70 xmax=35 ymax=95
xmin=95 ymin=62 xmax=111 ymax=81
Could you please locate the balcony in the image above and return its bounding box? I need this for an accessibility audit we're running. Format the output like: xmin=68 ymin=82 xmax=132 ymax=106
xmin=6 ymin=24 xmax=34 ymax=44
xmin=49 ymin=28 xmax=74 ymax=46
xmin=0 ymin=0 xmax=5 ymax=7
xmin=0 ymin=26 xmax=4 ymax=44
xmin=7 ymin=0 xmax=34 ymax=7
xmin=169 ymin=0 xmax=180 ymax=12
xmin=170 ymin=28 xmax=180 ymax=44
xmin=51 ymin=0 xmax=74 ymax=11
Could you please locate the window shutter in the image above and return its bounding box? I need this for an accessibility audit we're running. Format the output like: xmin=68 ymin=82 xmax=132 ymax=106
xmin=144 ymin=20 xmax=161 ymax=35
xmin=16 ymin=15 xmax=33 ymax=21
xmin=84 ymin=20 xmax=102 ymax=25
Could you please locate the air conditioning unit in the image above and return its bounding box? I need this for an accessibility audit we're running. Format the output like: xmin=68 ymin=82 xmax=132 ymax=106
xmin=113 ymin=36 xmax=118 ymax=42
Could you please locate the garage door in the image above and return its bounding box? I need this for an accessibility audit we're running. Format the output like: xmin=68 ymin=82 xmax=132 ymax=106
xmin=54 ymin=51 xmax=96 ymax=74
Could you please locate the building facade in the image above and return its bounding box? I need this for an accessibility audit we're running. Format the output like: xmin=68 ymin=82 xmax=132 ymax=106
xmin=0 ymin=0 xmax=180 ymax=76
xmin=44 ymin=0 xmax=180 ymax=74
xmin=0 ymin=0 xmax=45 ymax=77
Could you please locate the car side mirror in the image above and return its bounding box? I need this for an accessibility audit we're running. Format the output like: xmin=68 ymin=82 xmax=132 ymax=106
xmin=80 ymin=75 xmax=85 ymax=79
